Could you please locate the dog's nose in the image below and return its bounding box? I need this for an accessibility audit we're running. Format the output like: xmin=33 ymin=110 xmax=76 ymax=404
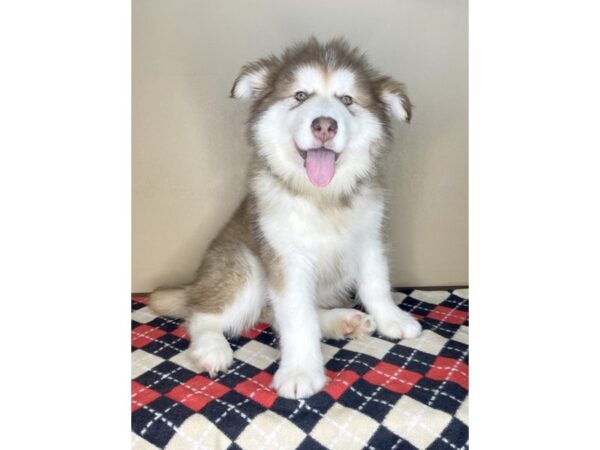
xmin=311 ymin=116 xmax=338 ymax=144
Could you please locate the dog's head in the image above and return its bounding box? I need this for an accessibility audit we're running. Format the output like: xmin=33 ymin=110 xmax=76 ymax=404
xmin=231 ymin=38 xmax=411 ymax=195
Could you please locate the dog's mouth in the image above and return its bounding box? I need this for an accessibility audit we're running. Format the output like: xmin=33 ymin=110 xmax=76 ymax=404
xmin=297 ymin=147 xmax=340 ymax=188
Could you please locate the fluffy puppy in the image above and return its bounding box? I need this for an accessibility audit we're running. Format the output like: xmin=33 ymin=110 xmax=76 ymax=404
xmin=150 ymin=38 xmax=422 ymax=399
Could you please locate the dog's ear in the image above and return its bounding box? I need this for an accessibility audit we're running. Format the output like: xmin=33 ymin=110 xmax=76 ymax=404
xmin=230 ymin=57 xmax=279 ymax=100
xmin=379 ymin=79 xmax=412 ymax=122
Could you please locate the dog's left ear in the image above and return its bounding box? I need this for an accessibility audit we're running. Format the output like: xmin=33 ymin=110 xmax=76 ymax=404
xmin=380 ymin=79 xmax=412 ymax=122
xmin=230 ymin=57 xmax=278 ymax=100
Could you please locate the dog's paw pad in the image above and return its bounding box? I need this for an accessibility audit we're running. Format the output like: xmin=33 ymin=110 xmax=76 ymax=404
xmin=342 ymin=312 xmax=376 ymax=338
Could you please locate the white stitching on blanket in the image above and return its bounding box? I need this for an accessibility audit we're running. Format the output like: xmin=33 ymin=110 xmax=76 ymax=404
xmin=131 ymin=291 xmax=468 ymax=449
xmin=131 ymin=363 xmax=184 ymax=399
xmin=327 ymin=297 xmax=424 ymax=449
xmin=387 ymin=292 xmax=468 ymax=449
xmin=131 ymin=399 xmax=208 ymax=450
xmin=325 ymin=354 xmax=466 ymax=404
xmin=340 ymin=381 xmax=463 ymax=449
xmin=133 ymin=356 xmax=284 ymax=450
xmin=193 ymin=336 xmax=284 ymax=450
xmin=302 ymin=402 xmax=378 ymax=450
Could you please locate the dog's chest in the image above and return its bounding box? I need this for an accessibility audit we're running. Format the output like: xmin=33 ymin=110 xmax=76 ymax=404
xmin=258 ymin=189 xmax=384 ymax=276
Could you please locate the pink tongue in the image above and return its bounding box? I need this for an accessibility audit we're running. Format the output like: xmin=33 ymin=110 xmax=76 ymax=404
xmin=305 ymin=148 xmax=336 ymax=187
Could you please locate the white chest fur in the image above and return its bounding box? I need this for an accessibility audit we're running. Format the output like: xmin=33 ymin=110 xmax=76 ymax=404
xmin=253 ymin=174 xmax=385 ymax=292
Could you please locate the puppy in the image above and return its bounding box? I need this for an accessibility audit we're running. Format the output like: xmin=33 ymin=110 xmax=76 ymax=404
xmin=149 ymin=38 xmax=422 ymax=399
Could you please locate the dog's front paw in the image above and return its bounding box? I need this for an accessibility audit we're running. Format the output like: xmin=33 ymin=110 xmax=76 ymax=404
xmin=189 ymin=333 xmax=234 ymax=378
xmin=272 ymin=365 xmax=328 ymax=399
xmin=375 ymin=309 xmax=422 ymax=340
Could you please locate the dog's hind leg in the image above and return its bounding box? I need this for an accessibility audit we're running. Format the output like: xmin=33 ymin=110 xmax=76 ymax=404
xmin=185 ymin=245 xmax=267 ymax=377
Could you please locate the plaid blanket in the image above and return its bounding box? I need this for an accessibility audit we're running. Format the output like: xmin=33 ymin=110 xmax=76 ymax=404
xmin=132 ymin=289 xmax=469 ymax=450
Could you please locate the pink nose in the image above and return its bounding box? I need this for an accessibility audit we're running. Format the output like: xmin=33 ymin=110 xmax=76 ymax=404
xmin=311 ymin=116 xmax=338 ymax=144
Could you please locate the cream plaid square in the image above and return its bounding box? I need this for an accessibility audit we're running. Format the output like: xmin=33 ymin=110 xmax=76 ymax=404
xmin=456 ymin=395 xmax=468 ymax=425
xmin=131 ymin=433 xmax=161 ymax=450
xmin=235 ymin=410 xmax=306 ymax=450
xmin=132 ymin=306 xmax=160 ymax=324
xmin=409 ymin=290 xmax=451 ymax=304
xmin=344 ymin=335 xmax=394 ymax=359
xmin=399 ymin=329 xmax=449 ymax=356
xmin=132 ymin=349 xmax=167 ymax=379
xmin=453 ymin=289 xmax=469 ymax=299
xmin=166 ymin=414 xmax=231 ymax=450
xmin=169 ymin=349 xmax=199 ymax=373
xmin=392 ymin=291 xmax=408 ymax=304
xmin=234 ymin=340 xmax=280 ymax=370
xmin=310 ymin=403 xmax=379 ymax=450
xmin=383 ymin=395 xmax=452 ymax=449
xmin=453 ymin=325 xmax=469 ymax=345
xmin=321 ymin=342 xmax=341 ymax=363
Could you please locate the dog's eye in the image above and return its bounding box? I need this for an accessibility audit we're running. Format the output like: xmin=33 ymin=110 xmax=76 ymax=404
xmin=340 ymin=95 xmax=353 ymax=106
xmin=294 ymin=91 xmax=308 ymax=102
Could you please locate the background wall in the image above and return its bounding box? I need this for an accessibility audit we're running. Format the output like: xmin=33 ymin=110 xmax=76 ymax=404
xmin=132 ymin=0 xmax=468 ymax=292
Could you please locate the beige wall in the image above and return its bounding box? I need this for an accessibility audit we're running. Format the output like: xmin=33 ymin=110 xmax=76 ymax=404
xmin=132 ymin=0 xmax=468 ymax=292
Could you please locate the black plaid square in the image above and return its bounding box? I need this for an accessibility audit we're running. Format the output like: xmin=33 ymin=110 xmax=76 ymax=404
xmin=142 ymin=333 xmax=189 ymax=359
xmin=406 ymin=376 xmax=468 ymax=416
xmin=427 ymin=417 xmax=469 ymax=449
xmin=296 ymin=435 xmax=329 ymax=450
xmin=200 ymin=390 xmax=264 ymax=440
xmin=146 ymin=316 xmax=183 ymax=333
xmin=322 ymin=336 xmax=352 ymax=348
xmin=337 ymin=377 xmax=400 ymax=422
xmin=325 ymin=348 xmax=380 ymax=375
xmin=368 ymin=425 xmax=419 ymax=450
xmin=382 ymin=344 xmax=437 ymax=374
xmin=132 ymin=298 xmax=147 ymax=311
xmin=439 ymin=339 xmax=469 ymax=363
xmin=398 ymin=295 xmax=436 ymax=317
xmin=216 ymin=360 xmax=262 ymax=389
xmin=135 ymin=360 xmax=197 ymax=394
xmin=132 ymin=396 xmax=195 ymax=448
xmin=441 ymin=293 xmax=469 ymax=312
xmin=252 ymin=327 xmax=279 ymax=347
xmin=420 ymin=319 xmax=461 ymax=339
xmin=269 ymin=392 xmax=335 ymax=434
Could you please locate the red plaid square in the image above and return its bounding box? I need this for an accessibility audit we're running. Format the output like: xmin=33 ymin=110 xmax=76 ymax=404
xmin=234 ymin=371 xmax=277 ymax=408
xmin=363 ymin=361 xmax=423 ymax=394
xmin=324 ymin=369 xmax=360 ymax=400
xmin=241 ymin=322 xmax=270 ymax=339
xmin=131 ymin=324 xmax=167 ymax=348
xmin=427 ymin=306 xmax=468 ymax=325
xmin=426 ymin=356 xmax=469 ymax=390
xmin=131 ymin=381 xmax=161 ymax=412
xmin=170 ymin=326 xmax=189 ymax=339
xmin=166 ymin=375 xmax=230 ymax=412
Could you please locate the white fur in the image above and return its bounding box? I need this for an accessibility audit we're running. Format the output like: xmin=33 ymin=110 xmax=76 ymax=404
xmin=356 ymin=231 xmax=422 ymax=339
xmin=187 ymin=247 xmax=266 ymax=376
xmin=254 ymin=66 xmax=385 ymax=199
xmin=232 ymin=67 xmax=269 ymax=99
xmin=382 ymin=90 xmax=409 ymax=121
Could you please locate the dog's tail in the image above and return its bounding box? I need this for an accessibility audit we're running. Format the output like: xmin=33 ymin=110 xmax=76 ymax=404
xmin=148 ymin=287 xmax=189 ymax=318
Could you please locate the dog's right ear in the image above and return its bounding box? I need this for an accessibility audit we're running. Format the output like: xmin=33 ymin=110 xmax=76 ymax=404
xmin=230 ymin=57 xmax=279 ymax=100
